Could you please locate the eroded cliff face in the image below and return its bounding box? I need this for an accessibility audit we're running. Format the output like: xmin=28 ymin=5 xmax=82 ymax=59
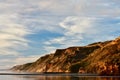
xmin=70 ymin=37 xmax=120 ymax=75
xmin=11 ymin=37 xmax=120 ymax=76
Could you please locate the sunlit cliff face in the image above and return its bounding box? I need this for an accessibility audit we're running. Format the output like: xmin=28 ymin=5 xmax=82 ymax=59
xmin=11 ymin=37 xmax=120 ymax=76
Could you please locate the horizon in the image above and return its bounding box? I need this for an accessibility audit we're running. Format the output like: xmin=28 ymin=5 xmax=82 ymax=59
xmin=0 ymin=0 xmax=120 ymax=69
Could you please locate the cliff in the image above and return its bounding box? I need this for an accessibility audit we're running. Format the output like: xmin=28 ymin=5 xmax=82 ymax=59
xmin=11 ymin=37 xmax=120 ymax=76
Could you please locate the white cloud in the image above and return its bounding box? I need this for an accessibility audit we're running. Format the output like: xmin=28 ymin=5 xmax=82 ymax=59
xmin=0 ymin=49 xmax=19 ymax=55
xmin=0 ymin=55 xmax=40 ymax=69
xmin=59 ymin=16 xmax=95 ymax=36
xmin=44 ymin=37 xmax=66 ymax=45
xmin=33 ymin=0 xmax=120 ymax=17
xmin=43 ymin=46 xmax=57 ymax=54
xmin=0 ymin=23 xmax=30 ymax=55
xmin=43 ymin=16 xmax=120 ymax=53
xmin=43 ymin=16 xmax=96 ymax=51
xmin=0 ymin=0 xmax=120 ymax=69
xmin=0 ymin=0 xmax=120 ymax=17
xmin=13 ymin=55 xmax=40 ymax=65
xmin=0 ymin=18 xmax=31 ymax=56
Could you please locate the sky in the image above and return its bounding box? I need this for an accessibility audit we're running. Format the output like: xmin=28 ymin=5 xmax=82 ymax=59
xmin=0 ymin=0 xmax=120 ymax=69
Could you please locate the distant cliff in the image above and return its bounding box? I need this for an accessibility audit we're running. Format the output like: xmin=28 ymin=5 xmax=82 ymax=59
xmin=11 ymin=37 xmax=120 ymax=76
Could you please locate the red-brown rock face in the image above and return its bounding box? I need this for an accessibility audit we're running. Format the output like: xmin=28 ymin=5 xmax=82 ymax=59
xmin=11 ymin=37 xmax=120 ymax=76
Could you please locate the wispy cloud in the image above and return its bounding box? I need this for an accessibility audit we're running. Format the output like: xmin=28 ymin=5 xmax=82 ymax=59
xmin=0 ymin=15 xmax=31 ymax=55
xmin=0 ymin=0 xmax=120 ymax=68
xmin=59 ymin=16 xmax=95 ymax=35
xmin=43 ymin=16 xmax=120 ymax=52
xmin=44 ymin=16 xmax=96 ymax=45
xmin=0 ymin=55 xmax=40 ymax=68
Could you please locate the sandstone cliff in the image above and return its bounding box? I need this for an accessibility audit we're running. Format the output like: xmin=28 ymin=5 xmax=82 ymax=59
xmin=11 ymin=37 xmax=120 ymax=76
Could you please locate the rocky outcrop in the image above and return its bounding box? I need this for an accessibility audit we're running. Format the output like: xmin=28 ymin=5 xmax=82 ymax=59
xmin=11 ymin=37 xmax=120 ymax=76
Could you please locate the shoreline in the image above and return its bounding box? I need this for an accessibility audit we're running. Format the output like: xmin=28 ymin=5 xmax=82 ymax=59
xmin=0 ymin=72 xmax=119 ymax=77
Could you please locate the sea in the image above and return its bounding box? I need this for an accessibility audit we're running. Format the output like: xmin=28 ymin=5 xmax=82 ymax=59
xmin=0 ymin=70 xmax=120 ymax=80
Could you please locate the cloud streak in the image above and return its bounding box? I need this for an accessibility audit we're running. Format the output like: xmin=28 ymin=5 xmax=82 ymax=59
xmin=0 ymin=0 xmax=120 ymax=68
xmin=0 ymin=55 xmax=40 ymax=68
xmin=43 ymin=16 xmax=120 ymax=52
xmin=0 ymin=17 xmax=30 ymax=55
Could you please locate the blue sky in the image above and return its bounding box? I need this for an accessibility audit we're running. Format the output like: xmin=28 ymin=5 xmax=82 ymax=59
xmin=0 ymin=0 xmax=120 ymax=69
